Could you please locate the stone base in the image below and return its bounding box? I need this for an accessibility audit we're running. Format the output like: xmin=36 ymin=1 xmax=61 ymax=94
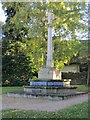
xmin=26 ymin=79 xmax=72 ymax=94
xmin=24 ymin=79 xmax=75 ymax=97
xmin=29 ymin=79 xmax=71 ymax=87
xmin=24 ymin=86 xmax=77 ymax=95
xmin=38 ymin=67 xmax=61 ymax=80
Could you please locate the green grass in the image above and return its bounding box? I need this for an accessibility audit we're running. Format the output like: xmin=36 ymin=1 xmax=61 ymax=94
xmin=73 ymin=85 xmax=89 ymax=92
xmin=1 ymin=86 xmax=24 ymax=94
xmin=1 ymin=102 xmax=89 ymax=118
xmin=1 ymin=85 xmax=89 ymax=94
xmin=1 ymin=85 xmax=89 ymax=119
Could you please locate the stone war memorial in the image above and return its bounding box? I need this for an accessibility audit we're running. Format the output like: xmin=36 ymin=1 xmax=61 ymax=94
xmin=24 ymin=11 xmax=77 ymax=99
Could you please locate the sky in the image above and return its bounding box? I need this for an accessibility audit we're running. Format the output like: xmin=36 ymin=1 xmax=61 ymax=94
xmin=0 ymin=2 xmax=6 ymax=23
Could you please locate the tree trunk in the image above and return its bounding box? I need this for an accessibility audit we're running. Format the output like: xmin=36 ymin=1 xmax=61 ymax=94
xmin=87 ymin=3 xmax=90 ymax=85
xmin=87 ymin=62 xmax=90 ymax=85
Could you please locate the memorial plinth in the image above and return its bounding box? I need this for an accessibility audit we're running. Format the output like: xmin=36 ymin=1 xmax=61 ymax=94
xmin=38 ymin=67 xmax=61 ymax=80
xmin=24 ymin=79 xmax=76 ymax=96
xmin=30 ymin=79 xmax=71 ymax=87
xmin=24 ymin=79 xmax=72 ymax=95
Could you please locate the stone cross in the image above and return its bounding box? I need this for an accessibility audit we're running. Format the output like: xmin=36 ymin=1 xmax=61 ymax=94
xmin=38 ymin=11 xmax=61 ymax=80
xmin=46 ymin=12 xmax=54 ymax=68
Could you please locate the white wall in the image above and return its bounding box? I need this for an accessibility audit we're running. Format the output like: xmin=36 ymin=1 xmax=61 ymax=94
xmin=61 ymin=64 xmax=80 ymax=73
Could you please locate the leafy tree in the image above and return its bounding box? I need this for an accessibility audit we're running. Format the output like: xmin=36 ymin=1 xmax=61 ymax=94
xmin=53 ymin=39 xmax=81 ymax=69
xmin=2 ymin=3 xmax=35 ymax=86
xmin=2 ymin=2 xmax=87 ymax=85
xmin=11 ymin=2 xmax=86 ymax=67
xmin=87 ymin=3 xmax=90 ymax=85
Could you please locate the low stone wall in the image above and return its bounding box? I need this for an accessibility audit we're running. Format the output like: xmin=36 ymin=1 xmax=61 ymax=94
xmin=62 ymin=71 xmax=87 ymax=85
xmin=24 ymin=87 xmax=76 ymax=95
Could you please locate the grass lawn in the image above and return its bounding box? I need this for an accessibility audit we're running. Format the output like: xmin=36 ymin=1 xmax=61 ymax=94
xmin=73 ymin=85 xmax=89 ymax=92
xmin=1 ymin=85 xmax=89 ymax=119
xmin=1 ymin=101 xmax=89 ymax=118
xmin=1 ymin=85 xmax=89 ymax=94
xmin=1 ymin=86 xmax=24 ymax=94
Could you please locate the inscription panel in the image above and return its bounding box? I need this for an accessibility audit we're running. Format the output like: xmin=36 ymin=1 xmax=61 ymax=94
xmin=30 ymin=81 xmax=63 ymax=86
xmin=48 ymin=82 xmax=63 ymax=86
xmin=32 ymin=89 xmax=42 ymax=93
xmin=30 ymin=82 xmax=47 ymax=86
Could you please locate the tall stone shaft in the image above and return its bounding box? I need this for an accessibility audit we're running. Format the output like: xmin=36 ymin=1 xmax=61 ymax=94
xmin=46 ymin=12 xmax=54 ymax=68
xmin=38 ymin=11 xmax=61 ymax=80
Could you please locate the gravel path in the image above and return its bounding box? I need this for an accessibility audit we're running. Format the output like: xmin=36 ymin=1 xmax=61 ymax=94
xmin=2 ymin=93 xmax=88 ymax=112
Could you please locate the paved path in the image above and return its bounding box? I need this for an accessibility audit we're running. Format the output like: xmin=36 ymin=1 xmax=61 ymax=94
xmin=2 ymin=94 xmax=88 ymax=112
